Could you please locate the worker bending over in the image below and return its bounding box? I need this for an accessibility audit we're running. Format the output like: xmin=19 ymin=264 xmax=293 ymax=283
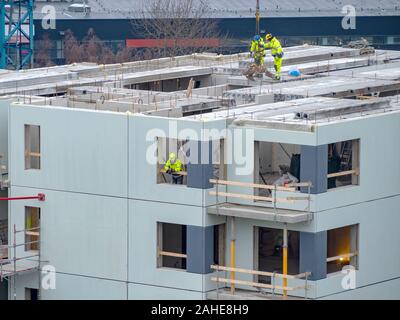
xmin=264 ymin=33 xmax=284 ymax=80
xmin=250 ymin=35 xmax=266 ymax=67
xmin=164 ymin=153 xmax=184 ymax=184
xmin=243 ymin=35 xmax=266 ymax=80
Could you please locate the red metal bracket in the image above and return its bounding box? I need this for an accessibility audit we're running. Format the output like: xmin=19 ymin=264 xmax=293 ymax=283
xmin=0 ymin=193 xmax=45 ymax=201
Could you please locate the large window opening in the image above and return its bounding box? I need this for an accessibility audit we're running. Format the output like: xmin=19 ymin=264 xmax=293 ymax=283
xmin=255 ymin=227 xmax=300 ymax=284
xmin=157 ymin=138 xmax=189 ymax=185
xmin=254 ymin=141 xmax=301 ymax=197
xmin=327 ymin=225 xmax=359 ymax=274
xmin=24 ymin=124 xmax=41 ymax=170
xmin=156 ymin=138 xmax=225 ymax=185
xmin=157 ymin=223 xmax=187 ymax=270
xmin=328 ymin=139 xmax=360 ymax=189
xmin=25 ymin=207 xmax=40 ymax=251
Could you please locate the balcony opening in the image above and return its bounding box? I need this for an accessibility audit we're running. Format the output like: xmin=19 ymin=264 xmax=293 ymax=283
xmin=254 ymin=141 xmax=301 ymax=197
xmin=24 ymin=124 xmax=41 ymax=170
xmin=157 ymin=138 xmax=189 ymax=185
xmin=25 ymin=207 xmax=40 ymax=252
xmin=327 ymin=225 xmax=359 ymax=274
xmin=213 ymin=224 xmax=226 ymax=266
xmin=327 ymin=139 xmax=360 ymax=189
xmin=255 ymin=226 xmax=299 ymax=284
xmin=157 ymin=222 xmax=187 ymax=270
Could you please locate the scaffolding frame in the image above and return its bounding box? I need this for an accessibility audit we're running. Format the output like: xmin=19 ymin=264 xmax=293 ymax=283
xmin=0 ymin=224 xmax=41 ymax=300
xmin=209 ymin=179 xmax=313 ymax=299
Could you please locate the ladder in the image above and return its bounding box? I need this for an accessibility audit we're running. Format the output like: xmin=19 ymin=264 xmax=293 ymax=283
xmin=340 ymin=141 xmax=352 ymax=171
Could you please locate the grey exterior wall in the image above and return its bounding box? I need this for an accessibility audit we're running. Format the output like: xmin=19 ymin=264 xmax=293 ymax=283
xmin=300 ymin=145 xmax=328 ymax=194
xmin=187 ymin=225 xmax=214 ymax=274
xmin=299 ymin=231 xmax=327 ymax=280
xmin=187 ymin=141 xmax=214 ymax=189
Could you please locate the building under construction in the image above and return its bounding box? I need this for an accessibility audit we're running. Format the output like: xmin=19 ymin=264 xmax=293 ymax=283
xmin=1 ymin=44 xmax=400 ymax=299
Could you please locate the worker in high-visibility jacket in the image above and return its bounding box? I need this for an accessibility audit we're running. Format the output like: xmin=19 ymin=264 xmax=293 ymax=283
xmin=164 ymin=152 xmax=184 ymax=184
xmin=250 ymin=35 xmax=266 ymax=67
xmin=264 ymin=33 xmax=284 ymax=80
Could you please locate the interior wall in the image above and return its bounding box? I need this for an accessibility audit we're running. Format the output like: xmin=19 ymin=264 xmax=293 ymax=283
xmin=258 ymin=142 xmax=300 ymax=174
xmin=161 ymin=223 xmax=186 ymax=269
xmin=327 ymin=226 xmax=350 ymax=258
xmin=136 ymin=75 xmax=211 ymax=93
xmin=257 ymin=227 xmax=300 ymax=277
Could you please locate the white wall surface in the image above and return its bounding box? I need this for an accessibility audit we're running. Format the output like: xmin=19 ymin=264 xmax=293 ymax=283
xmin=9 ymin=104 xmax=128 ymax=197
xmin=10 ymin=186 xmax=128 ymax=281
xmin=129 ymin=199 xmax=205 ymax=292
xmin=129 ymin=283 xmax=204 ymax=300
xmin=0 ymin=99 xmax=9 ymax=169
xmin=315 ymin=111 xmax=400 ymax=211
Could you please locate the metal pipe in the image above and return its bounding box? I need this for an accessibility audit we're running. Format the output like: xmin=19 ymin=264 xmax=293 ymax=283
xmin=255 ymin=0 xmax=260 ymax=35
xmin=0 ymin=193 xmax=45 ymax=201
xmin=230 ymin=217 xmax=236 ymax=295
xmin=13 ymin=224 xmax=16 ymax=300
xmin=283 ymin=225 xmax=288 ymax=299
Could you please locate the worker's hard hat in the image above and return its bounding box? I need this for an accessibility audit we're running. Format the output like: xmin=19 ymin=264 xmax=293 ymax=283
xmin=169 ymin=153 xmax=176 ymax=160
xmin=265 ymin=33 xmax=273 ymax=41
xmin=254 ymin=35 xmax=261 ymax=42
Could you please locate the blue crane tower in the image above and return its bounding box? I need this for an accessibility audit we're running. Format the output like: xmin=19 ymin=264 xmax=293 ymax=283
xmin=0 ymin=0 xmax=34 ymax=70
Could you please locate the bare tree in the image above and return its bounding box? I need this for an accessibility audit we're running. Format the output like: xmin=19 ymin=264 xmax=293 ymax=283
xmin=115 ymin=45 xmax=136 ymax=63
xmin=64 ymin=29 xmax=86 ymax=64
xmin=63 ymin=29 xmax=157 ymax=65
xmin=34 ymin=34 xmax=55 ymax=68
xmin=131 ymin=0 xmax=225 ymax=58
xmin=81 ymin=28 xmax=116 ymax=64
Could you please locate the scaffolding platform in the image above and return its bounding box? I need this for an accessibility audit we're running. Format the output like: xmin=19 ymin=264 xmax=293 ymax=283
xmin=0 ymin=258 xmax=39 ymax=280
xmin=208 ymin=203 xmax=313 ymax=224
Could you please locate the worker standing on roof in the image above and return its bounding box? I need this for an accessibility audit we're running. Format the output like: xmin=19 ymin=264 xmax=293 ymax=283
xmin=250 ymin=35 xmax=266 ymax=67
xmin=264 ymin=33 xmax=284 ymax=80
xmin=165 ymin=152 xmax=184 ymax=184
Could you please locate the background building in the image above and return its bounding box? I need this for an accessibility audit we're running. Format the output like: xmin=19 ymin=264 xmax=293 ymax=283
xmin=32 ymin=0 xmax=400 ymax=64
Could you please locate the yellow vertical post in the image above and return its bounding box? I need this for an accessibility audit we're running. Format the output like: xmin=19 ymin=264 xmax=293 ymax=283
xmin=283 ymin=226 xmax=288 ymax=299
xmin=230 ymin=217 xmax=236 ymax=294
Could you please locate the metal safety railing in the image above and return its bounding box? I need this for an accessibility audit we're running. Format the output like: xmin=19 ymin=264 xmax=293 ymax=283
xmin=209 ymin=179 xmax=313 ymax=213
xmin=211 ymin=265 xmax=311 ymax=300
